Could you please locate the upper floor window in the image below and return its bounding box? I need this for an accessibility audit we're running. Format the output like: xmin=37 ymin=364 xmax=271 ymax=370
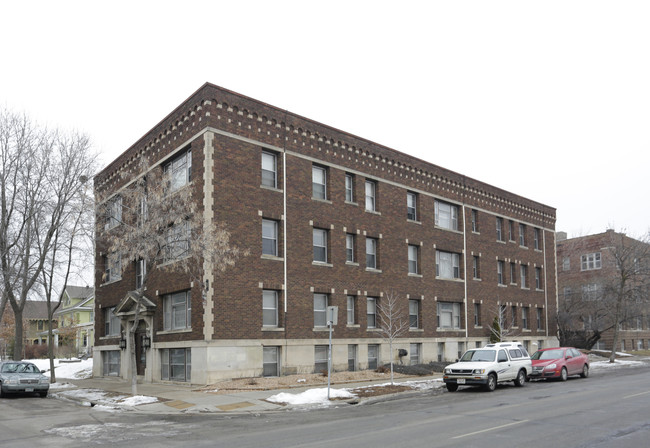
xmin=435 ymin=200 xmax=458 ymax=230
xmin=312 ymin=165 xmax=327 ymax=200
xmin=409 ymin=299 xmax=420 ymax=329
xmin=345 ymin=173 xmax=355 ymax=202
xmin=407 ymin=192 xmax=417 ymax=221
xmin=104 ymin=307 xmax=120 ymax=336
xmin=165 ymin=220 xmax=190 ymax=262
xmin=314 ymin=293 xmax=328 ymax=327
xmin=519 ymin=223 xmax=527 ymax=247
xmin=366 ymin=237 xmax=378 ymax=269
xmin=365 ymin=180 xmax=376 ymax=212
xmin=437 ymin=302 xmax=461 ymax=329
xmin=510 ymin=262 xmax=517 ymax=284
xmin=263 ymin=290 xmax=278 ymax=327
xmin=346 ymin=233 xmax=356 ymax=263
xmin=262 ymin=219 xmax=278 ymax=257
xmin=508 ymin=220 xmax=515 ymax=242
xmin=522 ymin=307 xmax=530 ymax=329
xmin=520 ymin=265 xmax=528 ymax=288
xmin=347 ymin=295 xmax=356 ymax=324
xmin=104 ymin=196 xmax=122 ymax=230
xmin=436 ymin=250 xmax=460 ymax=279
xmin=261 ymin=151 xmax=277 ymax=188
xmin=496 ymin=217 xmax=504 ymax=242
xmin=497 ymin=260 xmax=505 ymax=285
xmin=102 ymin=253 xmax=121 ymax=283
xmin=473 ymin=256 xmax=480 ymax=279
xmin=135 ymin=259 xmax=146 ymax=289
xmin=581 ymin=252 xmax=601 ymax=271
xmin=163 ymin=290 xmax=191 ymax=331
xmin=562 ymin=257 xmax=570 ymax=271
xmin=534 ymin=228 xmax=541 ymax=250
xmin=535 ymin=267 xmax=543 ymax=289
xmin=474 ymin=303 xmax=481 ymax=327
xmin=164 ymin=148 xmax=191 ymax=192
xmin=408 ymin=244 xmax=419 ymax=274
xmin=313 ymin=228 xmax=328 ymax=263
xmin=367 ymin=297 xmax=377 ymax=328
xmin=471 ymin=209 xmax=479 ymax=232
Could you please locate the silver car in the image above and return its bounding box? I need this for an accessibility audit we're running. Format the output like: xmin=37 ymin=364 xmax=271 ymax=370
xmin=0 ymin=361 xmax=50 ymax=398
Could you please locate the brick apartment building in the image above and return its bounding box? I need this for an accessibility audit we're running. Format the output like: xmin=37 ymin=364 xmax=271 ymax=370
xmin=557 ymin=230 xmax=650 ymax=351
xmin=93 ymin=83 xmax=559 ymax=383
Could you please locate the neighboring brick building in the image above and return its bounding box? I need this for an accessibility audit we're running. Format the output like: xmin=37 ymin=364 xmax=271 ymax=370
xmin=557 ymin=229 xmax=650 ymax=351
xmin=93 ymin=83 xmax=558 ymax=383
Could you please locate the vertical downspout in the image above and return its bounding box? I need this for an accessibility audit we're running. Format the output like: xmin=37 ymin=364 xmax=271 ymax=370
xmin=283 ymin=151 xmax=288 ymax=314
xmin=462 ymin=205 xmax=469 ymax=342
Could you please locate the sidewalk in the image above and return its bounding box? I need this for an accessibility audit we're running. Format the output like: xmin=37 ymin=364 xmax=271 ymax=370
xmin=55 ymin=374 xmax=444 ymax=415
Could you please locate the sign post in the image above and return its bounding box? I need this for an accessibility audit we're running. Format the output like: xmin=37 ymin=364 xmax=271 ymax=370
xmin=327 ymin=306 xmax=338 ymax=400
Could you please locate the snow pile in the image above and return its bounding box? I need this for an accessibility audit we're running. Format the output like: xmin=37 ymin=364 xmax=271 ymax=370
xmin=591 ymin=359 xmax=646 ymax=369
xmin=267 ymin=387 xmax=355 ymax=405
xmin=28 ymin=358 xmax=93 ymax=379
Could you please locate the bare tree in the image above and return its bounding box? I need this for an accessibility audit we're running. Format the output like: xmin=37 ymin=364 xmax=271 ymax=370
xmin=375 ymin=290 xmax=410 ymax=384
xmin=97 ymin=159 xmax=246 ymax=395
xmin=0 ymin=108 xmax=95 ymax=361
xmin=489 ymin=303 xmax=517 ymax=343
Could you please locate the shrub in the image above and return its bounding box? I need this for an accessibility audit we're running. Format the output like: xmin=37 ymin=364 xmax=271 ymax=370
xmin=24 ymin=343 xmax=49 ymax=359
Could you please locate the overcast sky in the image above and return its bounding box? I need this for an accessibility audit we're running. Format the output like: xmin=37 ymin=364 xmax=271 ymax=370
xmin=1 ymin=1 xmax=648 ymax=238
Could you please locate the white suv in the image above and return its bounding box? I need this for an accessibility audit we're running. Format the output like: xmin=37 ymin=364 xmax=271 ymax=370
xmin=443 ymin=344 xmax=532 ymax=392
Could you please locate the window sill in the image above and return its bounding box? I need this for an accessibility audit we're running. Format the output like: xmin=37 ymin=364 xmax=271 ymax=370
xmin=345 ymin=201 xmax=358 ymax=206
xmin=365 ymin=210 xmax=381 ymax=216
xmin=366 ymin=328 xmax=380 ymax=332
xmin=435 ymin=277 xmax=463 ymax=283
xmin=366 ymin=268 xmax=382 ymax=273
xmin=346 ymin=324 xmax=360 ymax=328
xmin=472 ymin=231 xmax=480 ymax=235
xmin=473 ymin=277 xmax=481 ymax=281
xmin=99 ymin=335 xmax=120 ymax=340
xmin=497 ymin=240 xmax=506 ymax=244
xmin=522 ymin=329 xmax=532 ymax=333
xmin=519 ymin=245 xmax=529 ymax=250
xmin=261 ymin=254 xmax=284 ymax=261
xmin=407 ymin=219 xmax=421 ymax=225
xmin=498 ymin=284 xmax=507 ymax=288
xmin=534 ymin=248 xmax=543 ymax=253
xmin=312 ymin=197 xmax=332 ymax=204
xmin=521 ymin=287 xmax=530 ymax=291
xmin=474 ymin=325 xmax=483 ymax=329
xmin=409 ymin=328 xmax=424 ymax=333
xmin=346 ymin=261 xmax=359 ymax=266
xmin=157 ymin=328 xmax=192 ymax=335
xmin=312 ymin=261 xmax=333 ymax=268
xmin=100 ymin=278 xmax=122 ymax=287
xmin=261 ymin=327 xmax=285 ymax=332
xmin=260 ymin=185 xmax=283 ymax=193
xmin=436 ymin=328 xmax=464 ymax=332
xmin=313 ymin=327 xmax=330 ymax=332
xmin=536 ymin=288 xmax=544 ymax=292
xmin=408 ymin=273 xmax=422 ymax=278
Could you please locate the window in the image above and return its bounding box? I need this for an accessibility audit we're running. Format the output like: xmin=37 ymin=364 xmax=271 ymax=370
xmin=435 ymin=200 xmax=458 ymax=230
xmin=135 ymin=259 xmax=146 ymax=289
xmin=496 ymin=218 xmax=504 ymax=241
xmin=519 ymin=223 xmax=527 ymax=246
xmin=102 ymin=350 xmax=120 ymax=376
xmin=263 ymin=290 xmax=278 ymax=327
xmin=474 ymin=303 xmax=481 ymax=327
xmin=510 ymin=262 xmax=517 ymax=285
xmin=138 ymin=195 xmax=148 ymax=226
xmin=509 ymin=220 xmax=515 ymax=241
xmin=163 ymin=290 xmax=191 ymax=331
xmin=520 ymin=265 xmax=528 ymax=288
xmin=37 ymin=320 xmax=44 ymax=331
xmin=497 ymin=260 xmax=505 ymax=285
xmin=409 ymin=300 xmax=419 ymax=329
xmin=103 ymin=253 xmax=121 ymax=283
xmin=366 ymin=237 xmax=378 ymax=269
xmin=165 ymin=220 xmax=190 ymax=262
xmin=365 ymin=180 xmax=376 ymax=211
xmin=408 ymin=245 xmax=419 ymax=274
xmin=313 ymin=228 xmax=328 ymax=263
xmin=104 ymin=196 xmax=122 ymax=230
xmin=263 ymin=346 xmax=279 ymax=377
xmin=346 ymin=233 xmax=355 ymax=263
xmin=164 ymin=148 xmax=192 ymax=192
xmin=536 ymin=308 xmax=543 ymax=330
xmin=367 ymin=344 xmax=379 ymax=370
xmin=473 ymin=256 xmax=480 ymax=279
xmin=348 ymin=345 xmax=357 ymax=371
xmin=314 ymin=293 xmax=328 ymax=327
xmin=345 ymin=173 xmax=354 ymax=202
xmin=581 ymin=252 xmax=602 ymax=271
xmin=563 ymin=257 xmax=570 ymax=271
xmin=262 ymin=219 xmax=278 ymax=256
xmin=407 ymin=192 xmax=417 ymax=221
xmin=564 ymin=287 xmax=573 ymax=301
xmin=522 ymin=307 xmax=530 ymax=329
xmin=471 ymin=209 xmax=479 ymax=232
xmin=511 ymin=305 xmax=518 ymax=327
xmin=534 ymin=228 xmax=541 ymax=250
xmin=535 ymin=267 xmax=542 ymax=289
xmin=104 ymin=307 xmax=120 ymax=336
xmin=436 ymin=250 xmax=460 ymax=279
xmin=261 ymin=151 xmax=277 ymax=188
xmin=582 ymin=283 xmax=600 ymax=301
xmin=312 ymin=165 xmax=327 ymax=200
xmin=347 ymin=295 xmax=356 ymax=324
xmin=367 ymin=297 xmax=377 ymax=328
xmin=410 ymin=343 xmax=421 ymax=365
xmin=315 ymin=345 xmax=328 ymax=373
xmin=437 ymin=302 xmax=461 ymax=329
xmin=161 ymin=348 xmax=191 ymax=382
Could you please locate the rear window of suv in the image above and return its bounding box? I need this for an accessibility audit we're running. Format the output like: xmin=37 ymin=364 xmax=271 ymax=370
xmin=509 ymin=349 xmax=524 ymax=358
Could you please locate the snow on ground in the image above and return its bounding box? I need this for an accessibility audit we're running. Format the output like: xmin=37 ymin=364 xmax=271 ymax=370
xmin=27 ymin=358 xmax=93 ymax=379
xmin=590 ymin=359 xmax=647 ymax=369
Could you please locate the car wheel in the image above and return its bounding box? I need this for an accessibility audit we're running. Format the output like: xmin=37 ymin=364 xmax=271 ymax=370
xmin=560 ymin=367 xmax=568 ymax=381
xmin=514 ymin=369 xmax=526 ymax=387
xmin=446 ymin=383 xmax=459 ymax=392
xmin=580 ymin=364 xmax=589 ymax=378
xmin=39 ymin=391 xmax=48 ymax=398
xmin=484 ymin=373 xmax=497 ymax=392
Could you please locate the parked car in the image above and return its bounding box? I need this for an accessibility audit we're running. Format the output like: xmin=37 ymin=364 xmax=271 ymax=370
xmin=0 ymin=361 xmax=50 ymax=398
xmin=530 ymin=347 xmax=589 ymax=381
xmin=443 ymin=345 xmax=532 ymax=392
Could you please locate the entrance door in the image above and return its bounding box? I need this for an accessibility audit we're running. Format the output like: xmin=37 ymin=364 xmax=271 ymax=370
xmin=135 ymin=329 xmax=147 ymax=376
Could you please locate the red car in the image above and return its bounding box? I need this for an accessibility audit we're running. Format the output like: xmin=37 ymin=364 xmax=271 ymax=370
xmin=530 ymin=347 xmax=589 ymax=381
